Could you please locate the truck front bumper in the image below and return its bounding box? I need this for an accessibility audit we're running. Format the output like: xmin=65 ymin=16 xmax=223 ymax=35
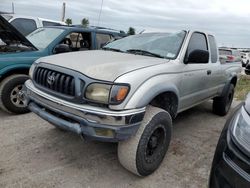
xmin=24 ymin=80 xmax=145 ymax=142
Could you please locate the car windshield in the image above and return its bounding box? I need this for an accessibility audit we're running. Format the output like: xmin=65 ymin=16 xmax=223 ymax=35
xmin=104 ymin=31 xmax=186 ymax=59
xmin=26 ymin=27 xmax=65 ymax=49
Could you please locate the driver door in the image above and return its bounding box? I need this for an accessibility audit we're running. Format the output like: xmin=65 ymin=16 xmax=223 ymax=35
xmin=179 ymin=32 xmax=211 ymax=110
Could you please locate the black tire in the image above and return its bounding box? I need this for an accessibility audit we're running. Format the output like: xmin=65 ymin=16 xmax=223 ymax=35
xmin=0 ymin=74 xmax=30 ymax=114
xmin=118 ymin=106 xmax=172 ymax=176
xmin=213 ymin=84 xmax=234 ymax=116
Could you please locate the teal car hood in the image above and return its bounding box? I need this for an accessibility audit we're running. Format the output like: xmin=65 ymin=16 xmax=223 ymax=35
xmin=0 ymin=50 xmax=47 ymax=74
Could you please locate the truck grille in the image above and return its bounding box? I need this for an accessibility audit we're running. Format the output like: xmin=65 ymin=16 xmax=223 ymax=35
xmin=34 ymin=67 xmax=75 ymax=96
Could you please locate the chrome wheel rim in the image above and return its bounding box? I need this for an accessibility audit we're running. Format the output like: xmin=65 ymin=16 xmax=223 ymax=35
xmin=10 ymin=85 xmax=27 ymax=108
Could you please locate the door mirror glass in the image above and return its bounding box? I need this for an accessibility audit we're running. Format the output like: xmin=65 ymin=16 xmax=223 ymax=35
xmin=186 ymin=49 xmax=209 ymax=64
xmin=53 ymin=44 xmax=71 ymax=54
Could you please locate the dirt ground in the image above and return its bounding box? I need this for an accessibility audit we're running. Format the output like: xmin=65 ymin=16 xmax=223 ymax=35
xmin=0 ymin=101 xmax=241 ymax=188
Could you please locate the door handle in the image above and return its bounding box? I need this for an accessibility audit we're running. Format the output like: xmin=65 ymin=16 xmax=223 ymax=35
xmin=207 ymin=70 xmax=212 ymax=75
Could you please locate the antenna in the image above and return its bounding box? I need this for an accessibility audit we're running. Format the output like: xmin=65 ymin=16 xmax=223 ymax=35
xmin=97 ymin=0 xmax=104 ymax=26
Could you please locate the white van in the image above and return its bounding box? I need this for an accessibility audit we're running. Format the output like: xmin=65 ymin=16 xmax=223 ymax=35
xmin=241 ymin=52 xmax=250 ymax=67
xmin=1 ymin=14 xmax=66 ymax=36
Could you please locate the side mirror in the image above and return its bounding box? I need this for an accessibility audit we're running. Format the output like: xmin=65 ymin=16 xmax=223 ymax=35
xmin=185 ymin=49 xmax=209 ymax=64
xmin=53 ymin=44 xmax=71 ymax=54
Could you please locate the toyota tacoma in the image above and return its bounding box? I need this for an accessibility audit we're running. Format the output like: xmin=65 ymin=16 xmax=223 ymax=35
xmin=24 ymin=30 xmax=241 ymax=176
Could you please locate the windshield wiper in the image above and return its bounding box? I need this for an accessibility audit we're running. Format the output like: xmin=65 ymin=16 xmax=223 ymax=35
xmin=126 ymin=49 xmax=165 ymax=58
xmin=102 ymin=47 xmax=124 ymax=53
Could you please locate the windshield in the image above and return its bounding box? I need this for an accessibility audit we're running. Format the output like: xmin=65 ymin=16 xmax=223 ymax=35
xmin=27 ymin=27 xmax=64 ymax=49
xmin=104 ymin=31 xmax=186 ymax=59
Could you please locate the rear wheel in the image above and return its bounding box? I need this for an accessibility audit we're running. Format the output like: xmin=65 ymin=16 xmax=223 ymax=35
xmin=118 ymin=106 xmax=172 ymax=176
xmin=213 ymin=84 xmax=234 ymax=116
xmin=0 ymin=74 xmax=29 ymax=114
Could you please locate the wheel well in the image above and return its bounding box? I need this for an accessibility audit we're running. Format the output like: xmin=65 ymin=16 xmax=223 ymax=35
xmin=0 ymin=69 xmax=29 ymax=83
xmin=231 ymin=76 xmax=237 ymax=87
xmin=149 ymin=92 xmax=178 ymax=119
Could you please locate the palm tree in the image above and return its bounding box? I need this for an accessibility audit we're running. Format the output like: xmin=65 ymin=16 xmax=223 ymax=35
xmin=81 ymin=18 xmax=89 ymax=28
xmin=65 ymin=18 xmax=72 ymax=26
xmin=127 ymin=27 xmax=136 ymax=35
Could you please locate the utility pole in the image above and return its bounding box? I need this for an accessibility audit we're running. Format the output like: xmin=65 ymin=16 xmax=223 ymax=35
xmin=97 ymin=0 xmax=104 ymax=26
xmin=62 ymin=2 xmax=66 ymax=22
xmin=12 ymin=2 xmax=15 ymax=14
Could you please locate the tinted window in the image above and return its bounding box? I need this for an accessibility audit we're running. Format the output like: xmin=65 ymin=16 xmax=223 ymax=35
xmin=96 ymin=33 xmax=113 ymax=48
xmin=187 ymin=32 xmax=208 ymax=57
xmin=42 ymin=21 xmax=61 ymax=27
xmin=208 ymin=35 xmax=218 ymax=63
xmin=11 ymin=18 xmax=37 ymax=36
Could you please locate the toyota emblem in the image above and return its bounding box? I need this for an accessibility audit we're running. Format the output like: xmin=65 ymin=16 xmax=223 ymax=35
xmin=47 ymin=75 xmax=55 ymax=85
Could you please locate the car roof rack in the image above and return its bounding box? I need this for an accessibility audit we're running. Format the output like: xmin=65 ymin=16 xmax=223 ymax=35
xmin=70 ymin=24 xmax=125 ymax=34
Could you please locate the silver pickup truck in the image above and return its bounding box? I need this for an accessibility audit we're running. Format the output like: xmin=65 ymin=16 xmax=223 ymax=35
xmin=24 ymin=30 xmax=241 ymax=176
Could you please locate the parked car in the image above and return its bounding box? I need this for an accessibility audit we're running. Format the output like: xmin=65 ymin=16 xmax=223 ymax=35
xmin=24 ymin=30 xmax=241 ymax=176
xmin=241 ymin=52 xmax=250 ymax=67
xmin=0 ymin=15 xmax=126 ymax=114
xmin=209 ymin=93 xmax=250 ymax=188
xmin=219 ymin=48 xmax=242 ymax=64
xmin=245 ymin=62 xmax=250 ymax=75
xmin=1 ymin=14 xmax=66 ymax=36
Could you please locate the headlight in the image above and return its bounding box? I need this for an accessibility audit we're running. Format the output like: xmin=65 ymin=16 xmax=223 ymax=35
xmin=85 ymin=83 xmax=129 ymax=104
xmin=232 ymin=107 xmax=250 ymax=155
xmin=85 ymin=83 xmax=111 ymax=104
xmin=29 ymin=63 xmax=37 ymax=79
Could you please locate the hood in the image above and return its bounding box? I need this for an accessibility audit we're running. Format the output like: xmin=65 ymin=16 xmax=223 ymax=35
xmin=0 ymin=15 xmax=37 ymax=50
xmin=38 ymin=50 xmax=168 ymax=81
xmin=245 ymin=93 xmax=250 ymax=115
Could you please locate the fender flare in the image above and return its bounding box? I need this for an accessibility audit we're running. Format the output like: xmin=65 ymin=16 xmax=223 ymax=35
xmin=125 ymin=83 xmax=180 ymax=109
xmin=220 ymin=76 xmax=237 ymax=98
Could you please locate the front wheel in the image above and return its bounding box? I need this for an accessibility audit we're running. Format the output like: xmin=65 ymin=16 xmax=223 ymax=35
xmin=118 ymin=106 xmax=172 ymax=176
xmin=213 ymin=84 xmax=234 ymax=116
xmin=0 ymin=74 xmax=29 ymax=114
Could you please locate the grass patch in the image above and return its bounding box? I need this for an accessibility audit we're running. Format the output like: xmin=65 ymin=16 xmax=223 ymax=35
xmin=235 ymin=75 xmax=250 ymax=100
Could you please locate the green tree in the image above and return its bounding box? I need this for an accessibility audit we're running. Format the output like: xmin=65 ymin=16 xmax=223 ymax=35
xmin=65 ymin=18 xmax=72 ymax=26
xmin=81 ymin=18 xmax=89 ymax=28
xmin=127 ymin=27 xmax=136 ymax=35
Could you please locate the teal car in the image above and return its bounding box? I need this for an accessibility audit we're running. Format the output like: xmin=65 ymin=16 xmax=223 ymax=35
xmin=0 ymin=15 xmax=126 ymax=114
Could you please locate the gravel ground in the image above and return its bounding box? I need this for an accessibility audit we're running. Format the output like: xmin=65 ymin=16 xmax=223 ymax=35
xmin=0 ymin=101 xmax=240 ymax=188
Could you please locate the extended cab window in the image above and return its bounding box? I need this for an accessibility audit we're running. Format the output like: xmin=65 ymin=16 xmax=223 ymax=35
xmin=187 ymin=32 xmax=208 ymax=63
xmin=208 ymin=35 xmax=218 ymax=63
xmin=11 ymin=18 xmax=37 ymax=36
xmin=96 ymin=33 xmax=113 ymax=49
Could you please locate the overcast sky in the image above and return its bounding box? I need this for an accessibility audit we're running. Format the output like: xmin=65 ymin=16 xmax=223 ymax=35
xmin=1 ymin=0 xmax=250 ymax=47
